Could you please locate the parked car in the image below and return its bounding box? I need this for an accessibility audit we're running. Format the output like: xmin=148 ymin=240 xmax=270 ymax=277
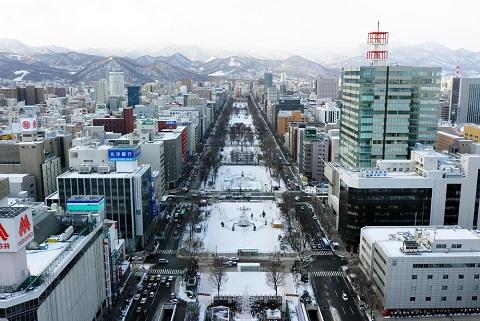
xmin=160 ymin=277 xmax=167 ymax=284
xmin=158 ymin=258 xmax=169 ymax=264
xmin=342 ymin=292 xmax=349 ymax=301
xmin=165 ymin=282 xmax=170 ymax=288
xmin=133 ymin=294 xmax=141 ymax=300
xmin=149 ymin=291 xmax=155 ymax=298
xmin=140 ymin=297 xmax=147 ymax=305
xmin=167 ymin=276 xmax=174 ymax=282
xmin=229 ymin=257 xmax=239 ymax=262
xmin=136 ymin=307 xmax=143 ymax=314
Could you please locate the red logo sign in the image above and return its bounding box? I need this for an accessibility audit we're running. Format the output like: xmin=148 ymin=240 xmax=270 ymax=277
xmin=0 ymin=223 xmax=8 ymax=241
xmin=22 ymin=120 xmax=31 ymax=129
xmin=18 ymin=215 xmax=31 ymax=237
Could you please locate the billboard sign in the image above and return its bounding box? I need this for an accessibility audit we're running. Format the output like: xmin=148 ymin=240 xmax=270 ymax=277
xmin=305 ymin=128 xmax=317 ymax=138
xmin=0 ymin=208 xmax=34 ymax=252
xmin=20 ymin=118 xmax=38 ymax=132
xmin=108 ymin=146 xmax=141 ymax=161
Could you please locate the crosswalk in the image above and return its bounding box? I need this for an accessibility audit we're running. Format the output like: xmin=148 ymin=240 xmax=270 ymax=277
xmin=149 ymin=268 xmax=185 ymax=275
xmin=156 ymin=249 xmax=177 ymax=255
xmin=310 ymin=271 xmax=345 ymax=277
xmin=310 ymin=251 xmax=334 ymax=256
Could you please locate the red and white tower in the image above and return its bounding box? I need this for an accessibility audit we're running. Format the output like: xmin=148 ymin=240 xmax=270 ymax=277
xmin=367 ymin=21 xmax=389 ymax=66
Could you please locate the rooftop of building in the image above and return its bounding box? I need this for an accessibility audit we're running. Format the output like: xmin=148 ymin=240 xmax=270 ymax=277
xmin=67 ymin=195 xmax=104 ymax=203
xmin=0 ymin=206 xmax=102 ymax=300
xmin=0 ymin=207 xmax=26 ymax=218
xmin=58 ymin=164 xmax=149 ymax=179
xmin=362 ymin=226 xmax=480 ymax=258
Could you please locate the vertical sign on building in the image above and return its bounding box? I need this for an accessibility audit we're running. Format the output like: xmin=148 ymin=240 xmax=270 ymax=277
xmin=103 ymin=239 xmax=112 ymax=307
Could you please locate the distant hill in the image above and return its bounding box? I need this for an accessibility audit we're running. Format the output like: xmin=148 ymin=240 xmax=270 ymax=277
xmin=1 ymin=39 xmax=477 ymax=83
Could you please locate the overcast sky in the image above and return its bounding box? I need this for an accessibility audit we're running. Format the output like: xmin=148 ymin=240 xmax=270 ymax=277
xmin=1 ymin=0 xmax=479 ymax=56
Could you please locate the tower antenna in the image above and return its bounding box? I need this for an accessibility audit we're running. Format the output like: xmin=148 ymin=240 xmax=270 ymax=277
xmin=367 ymin=21 xmax=389 ymax=66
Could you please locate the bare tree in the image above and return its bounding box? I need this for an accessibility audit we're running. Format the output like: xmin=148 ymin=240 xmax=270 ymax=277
xmin=210 ymin=258 xmax=229 ymax=296
xmin=265 ymin=252 xmax=286 ymax=296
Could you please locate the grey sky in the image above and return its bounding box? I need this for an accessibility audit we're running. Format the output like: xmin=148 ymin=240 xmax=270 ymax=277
xmin=1 ymin=0 xmax=479 ymax=56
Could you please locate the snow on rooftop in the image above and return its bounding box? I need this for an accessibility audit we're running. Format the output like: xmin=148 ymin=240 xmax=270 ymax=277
xmin=363 ymin=226 xmax=480 ymax=258
xmin=26 ymin=241 xmax=68 ymax=276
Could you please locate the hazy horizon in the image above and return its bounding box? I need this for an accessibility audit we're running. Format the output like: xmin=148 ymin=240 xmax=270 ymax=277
xmin=1 ymin=0 xmax=479 ymax=59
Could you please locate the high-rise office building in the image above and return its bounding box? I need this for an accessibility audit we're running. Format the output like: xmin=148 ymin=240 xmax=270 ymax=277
xmin=94 ymin=79 xmax=108 ymax=104
xmin=25 ymin=85 xmax=36 ymax=105
xmin=127 ymin=85 xmax=141 ymax=107
xmin=339 ymin=66 xmax=441 ymax=168
xmin=315 ymin=76 xmax=339 ymax=100
xmin=454 ymin=78 xmax=480 ymax=124
xmin=449 ymin=77 xmax=461 ymax=123
xmin=108 ymin=71 xmax=125 ymax=97
xmin=264 ymin=72 xmax=273 ymax=88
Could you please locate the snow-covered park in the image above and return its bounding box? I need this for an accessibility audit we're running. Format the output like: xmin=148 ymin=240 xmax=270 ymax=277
xmin=202 ymin=165 xmax=284 ymax=192
xmin=203 ymin=201 xmax=286 ymax=253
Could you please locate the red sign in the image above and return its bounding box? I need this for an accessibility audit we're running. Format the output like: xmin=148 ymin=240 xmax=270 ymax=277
xmin=22 ymin=120 xmax=31 ymax=129
xmin=0 ymin=223 xmax=8 ymax=241
xmin=18 ymin=214 xmax=31 ymax=237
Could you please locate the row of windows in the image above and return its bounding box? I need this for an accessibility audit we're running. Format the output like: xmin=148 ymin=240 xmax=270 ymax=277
xmin=410 ymin=296 xmax=477 ymax=302
xmin=412 ymin=274 xmax=478 ymax=280
xmin=413 ymin=263 xmax=478 ymax=269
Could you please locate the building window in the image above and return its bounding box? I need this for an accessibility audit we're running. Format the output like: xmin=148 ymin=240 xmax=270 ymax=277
xmin=436 ymin=244 xmax=447 ymax=249
xmin=458 ymin=285 xmax=463 ymax=290
xmin=410 ymin=297 xmax=416 ymax=302
xmin=443 ymin=274 xmax=449 ymax=279
xmin=427 ymin=275 xmax=433 ymax=279
xmin=441 ymin=297 xmax=447 ymax=301
xmin=412 ymin=275 xmax=417 ymax=280
xmin=474 ymin=274 xmax=480 ymax=279
xmin=452 ymin=243 xmax=462 ymax=249
xmin=442 ymin=286 xmax=448 ymax=290
xmin=411 ymin=285 xmax=416 ymax=291
xmin=425 ymin=297 xmax=431 ymax=301
xmin=473 ymin=296 xmax=478 ymax=301
xmin=459 ymin=274 xmax=464 ymax=279
xmin=457 ymin=296 xmax=462 ymax=301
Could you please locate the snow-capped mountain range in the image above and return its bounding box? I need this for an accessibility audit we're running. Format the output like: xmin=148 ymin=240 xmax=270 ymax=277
xmin=0 ymin=39 xmax=478 ymax=83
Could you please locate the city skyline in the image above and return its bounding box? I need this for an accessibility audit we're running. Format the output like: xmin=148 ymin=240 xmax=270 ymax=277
xmin=1 ymin=0 xmax=479 ymax=59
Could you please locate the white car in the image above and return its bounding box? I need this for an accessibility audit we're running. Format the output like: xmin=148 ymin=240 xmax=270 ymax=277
xmin=133 ymin=294 xmax=141 ymax=300
xmin=342 ymin=292 xmax=349 ymax=301
xmin=140 ymin=297 xmax=147 ymax=305
xmin=158 ymin=258 xmax=169 ymax=264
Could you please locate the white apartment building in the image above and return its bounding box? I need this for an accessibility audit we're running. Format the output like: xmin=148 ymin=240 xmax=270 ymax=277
xmin=360 ymin=226 xmax=480 ymax=317
xmin=94 ymin=79 xmax=108 ymax=105
xmin=108 ymin=71 xmax=125 ymax=97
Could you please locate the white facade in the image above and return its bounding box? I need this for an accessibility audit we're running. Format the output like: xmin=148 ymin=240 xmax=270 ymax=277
xmin=360 ymin=226 xmax=480 ymax=315
xmin=326 ymin=147 xmax=480 ymax=229
xmin=315 ymin=101 xmax=340 ymax=124
xmin=108 ymin=71 xmax=125 ymax=97
xmin=94 ymin=79 xmax=108 ymax=104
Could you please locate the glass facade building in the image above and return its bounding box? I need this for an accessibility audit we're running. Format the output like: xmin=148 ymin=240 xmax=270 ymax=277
xmin=339 ymin=66 xmax=441 ymax=168
xmin=338 ymin=184 xmax=432 ymax=249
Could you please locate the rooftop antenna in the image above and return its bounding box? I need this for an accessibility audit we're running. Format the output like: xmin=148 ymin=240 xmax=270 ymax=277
xmin=367 ymin=21 xmax=389 ymax=66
